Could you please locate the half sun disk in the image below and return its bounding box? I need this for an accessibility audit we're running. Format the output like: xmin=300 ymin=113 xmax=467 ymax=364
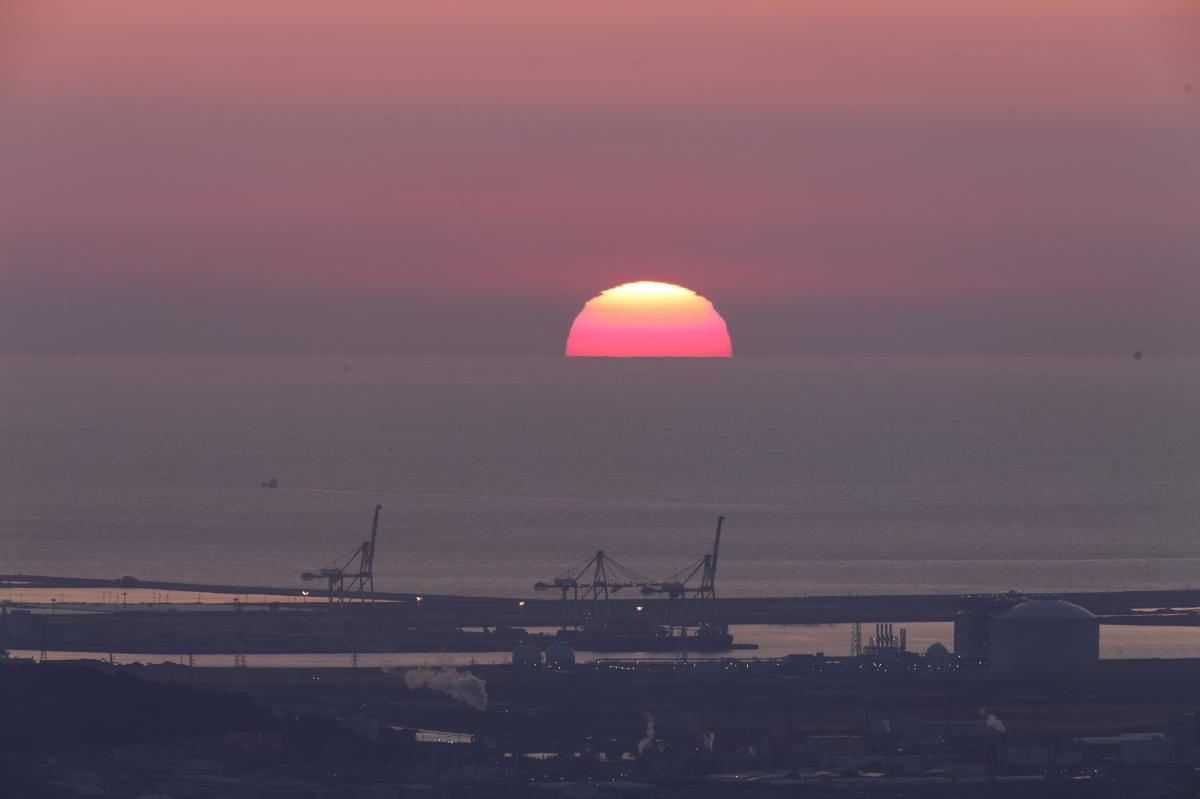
xmin=565 ymin=281 xmax=732 ymax=357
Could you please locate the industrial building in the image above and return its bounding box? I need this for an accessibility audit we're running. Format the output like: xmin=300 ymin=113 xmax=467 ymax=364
xmin=989 ymin=599 xmax=1100 ymax=672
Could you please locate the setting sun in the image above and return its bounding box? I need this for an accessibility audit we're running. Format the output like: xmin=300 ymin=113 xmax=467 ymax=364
xmin=565 ymin=281 xmax=733 ymax=357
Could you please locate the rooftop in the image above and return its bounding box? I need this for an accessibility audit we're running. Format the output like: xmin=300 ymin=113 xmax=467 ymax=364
xmin=997 ymin=599 xmax=1097 ymax=622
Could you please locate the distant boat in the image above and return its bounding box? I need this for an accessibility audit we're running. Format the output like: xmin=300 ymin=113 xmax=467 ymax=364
xmin=1133 ymin=350 xmax=1144 ymax=361
xmin=260 ymin=478 xmax=278 ymax=489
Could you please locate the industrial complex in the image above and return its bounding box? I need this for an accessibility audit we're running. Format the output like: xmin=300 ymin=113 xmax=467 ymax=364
xmin=4 ymin=508 xmax=1200 ymax=797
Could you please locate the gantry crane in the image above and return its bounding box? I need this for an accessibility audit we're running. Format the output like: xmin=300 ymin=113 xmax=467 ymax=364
xmin=301 ymin=505 xmax=382 ymax=602
xmin=535 ymin=550 xmax=658 ymax=631
xmin=646 ymin=516 xmax=724 ymax=637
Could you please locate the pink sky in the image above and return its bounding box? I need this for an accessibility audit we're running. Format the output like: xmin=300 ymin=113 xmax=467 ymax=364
xmin=1 ymin=1 xmax=1198 ymax=354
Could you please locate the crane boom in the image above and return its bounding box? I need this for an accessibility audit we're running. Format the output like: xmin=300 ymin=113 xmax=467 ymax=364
xmin=710 ymin=515 xmax=724 ymax=583
xmin=365 ymin=504 xmax=382 ymax=592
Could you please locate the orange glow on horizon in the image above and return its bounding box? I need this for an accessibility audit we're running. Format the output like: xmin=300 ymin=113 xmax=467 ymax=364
xmin=565 ymin=281 xmax=733 ymax=357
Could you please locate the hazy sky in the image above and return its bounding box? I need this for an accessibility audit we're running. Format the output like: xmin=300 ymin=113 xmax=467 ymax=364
xmin=2 ymin=1 xmax=1198 ymax=356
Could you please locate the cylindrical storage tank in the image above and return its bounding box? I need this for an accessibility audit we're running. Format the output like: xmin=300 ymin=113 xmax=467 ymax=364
xmin=989 ymin=600 xmax=1098 ymax=672
xmin=512 ymin=643 xmax=542 ymax=669
xmin=952 ymin=610 xmax=975 ymax=656
xmin=545 ymin=641 xmax=576 ymax=670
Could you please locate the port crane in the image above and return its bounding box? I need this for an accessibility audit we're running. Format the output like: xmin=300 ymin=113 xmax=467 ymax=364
xmin=301 ymin=505 xmax=382 ymax=602
xmin=535 ymin=550 xmax=658 ymax=631
xmin=646 ymin=516 xmax=724 ymax=637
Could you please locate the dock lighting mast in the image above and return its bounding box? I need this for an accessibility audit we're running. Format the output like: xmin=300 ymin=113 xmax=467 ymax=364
xmin=301 ymin=505 xmax=382 ymax=602
xmin=534 ymin=550 xmax=657 ymax=631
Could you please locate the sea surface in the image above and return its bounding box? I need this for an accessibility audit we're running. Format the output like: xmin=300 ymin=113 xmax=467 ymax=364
xmin=1 ymin=356 xmax=1198 ymax=598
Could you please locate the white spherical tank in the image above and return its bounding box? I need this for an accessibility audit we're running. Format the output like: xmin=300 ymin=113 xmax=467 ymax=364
xmin=544 ymin=641 xmax=576 ymax=670
xmin=512 ymin=643 xmax=542 ymax=668
xmin=989 ymin=600 xmax=1099 ymax=672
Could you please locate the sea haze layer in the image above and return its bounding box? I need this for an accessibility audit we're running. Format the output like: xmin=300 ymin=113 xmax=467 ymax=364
xmin=1 ymin=356 xmax=1196 ymax=598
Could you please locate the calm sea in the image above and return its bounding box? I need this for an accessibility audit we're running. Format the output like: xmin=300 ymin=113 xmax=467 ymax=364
xmin=1 ymin=356 xmax=1197 ymax=598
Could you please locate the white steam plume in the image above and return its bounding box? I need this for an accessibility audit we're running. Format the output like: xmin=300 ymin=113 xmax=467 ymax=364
xmin=403 ymin=668 xmax=488 ymax=711
xmin=979 ymin=707 xmax=1006 ymax=733
xmin=637 ymin=714 xmax=656 ymax=755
